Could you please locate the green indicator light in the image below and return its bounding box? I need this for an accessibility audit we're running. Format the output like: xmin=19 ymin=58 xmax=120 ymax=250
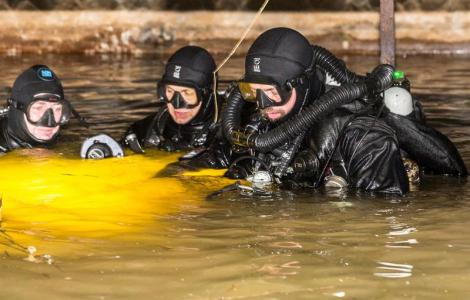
xmin=393 ymin=70 xmax=405 ymax=80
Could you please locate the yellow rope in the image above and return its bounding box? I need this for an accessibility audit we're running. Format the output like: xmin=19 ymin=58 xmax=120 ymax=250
xmin=212 ymin=0 xmax=270 ymax=123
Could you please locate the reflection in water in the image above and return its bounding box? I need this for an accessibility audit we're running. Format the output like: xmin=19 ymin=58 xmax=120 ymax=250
xmin=374 ymin=212 xmax=418 ymax=279
xmin=0 ymin=54 xmax=468 ymax=299
xmin=374 ymin=261 xmax=413 ymax=278
xmin=258 ymin=260 xmax=301 ymax=277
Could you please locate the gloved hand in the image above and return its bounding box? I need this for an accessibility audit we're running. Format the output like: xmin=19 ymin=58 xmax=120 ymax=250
xmin=224 ymin=164 xmax=251 ymax=179
xmin=279 ymin=179 xmax=301 ymax=190
xmin=124 ymin=133 xmax=145 ymax=154
xmin=159 ymin=139 xmax=178 ymax=152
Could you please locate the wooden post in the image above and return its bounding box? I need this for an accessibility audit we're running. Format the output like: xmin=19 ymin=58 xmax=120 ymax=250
xmin=380 ymin=0 xmax=396 ymax=66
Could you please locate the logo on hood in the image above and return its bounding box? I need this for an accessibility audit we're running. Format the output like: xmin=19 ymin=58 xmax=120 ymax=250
xmin=173 ymin=65 xmax=182 ymax=79
xmin=37 ymin=68 xmax=54 ymax=81
xmin=253 ymin=58 xmax=261 ymax=73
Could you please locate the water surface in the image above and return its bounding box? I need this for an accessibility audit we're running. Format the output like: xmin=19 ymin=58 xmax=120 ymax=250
xmin=0 ymin=53 xmax=469 ymax=299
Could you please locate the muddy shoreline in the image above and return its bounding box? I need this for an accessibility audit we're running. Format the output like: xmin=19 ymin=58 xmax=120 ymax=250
xmin=2 ymin=11 xmax=470 ymax=56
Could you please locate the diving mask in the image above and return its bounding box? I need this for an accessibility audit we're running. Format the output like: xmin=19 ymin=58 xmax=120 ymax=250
xmin=10 ymin=93 xmax=71 ymax=127
xmin=237 ymin=81 xmax=293 ymax=109
xmin=158 ymin=84 xmax=202 ymax=109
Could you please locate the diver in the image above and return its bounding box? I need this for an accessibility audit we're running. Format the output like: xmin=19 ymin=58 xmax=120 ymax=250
xmin=182 ymin=27 xmax=467 ymax=195
xmin=0 ymin=65 xmax=76 ymax=153
xmin=122 ymin=46 xmax=220 ymax=155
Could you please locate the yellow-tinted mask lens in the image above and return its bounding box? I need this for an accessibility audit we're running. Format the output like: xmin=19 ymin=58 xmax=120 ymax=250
xmin=238 ymin=82 xmax=256 ymax=102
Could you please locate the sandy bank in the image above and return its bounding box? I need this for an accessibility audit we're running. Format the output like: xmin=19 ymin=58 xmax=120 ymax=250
xmin=1 ymin=11 xmax=470 ymax=55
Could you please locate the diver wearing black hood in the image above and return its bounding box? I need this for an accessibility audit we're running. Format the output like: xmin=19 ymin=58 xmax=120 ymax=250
xmin=0 ymin=65 xmax=73 ymax=153
xmin=183 ymin=27 xmax=467 ymax=195
xmin=123 ymin=46 xmax=219 ymax=153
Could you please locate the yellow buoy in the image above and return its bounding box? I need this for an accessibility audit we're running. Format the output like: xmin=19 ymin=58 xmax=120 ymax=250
xmin=0 ymin=147 xmax=232 ymax=257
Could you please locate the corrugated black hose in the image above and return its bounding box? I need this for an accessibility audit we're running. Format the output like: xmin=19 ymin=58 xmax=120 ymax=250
xmin=222 ymin=64 xmax=394 ymax=153
xmin=311 ymin=45 xmax=366 ymax=84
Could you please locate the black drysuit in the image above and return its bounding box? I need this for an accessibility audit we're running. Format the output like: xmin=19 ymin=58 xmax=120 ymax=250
xmin=383 ymin=99 xmax=467 ymax=176
xmin=182 ymin=86 xmax=467 ymax=195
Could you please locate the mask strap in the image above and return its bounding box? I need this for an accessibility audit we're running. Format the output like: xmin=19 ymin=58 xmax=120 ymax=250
xmin=7 ymin=98 xmax=25 ymax=111
xmin=71 ymin=106 xmax=89 ymax=128
xmin=212 ymin=0 xmax=271 ymax=123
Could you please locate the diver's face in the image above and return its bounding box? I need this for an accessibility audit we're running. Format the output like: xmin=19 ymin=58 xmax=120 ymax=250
xmin=249 ymin=83 xmax=296 ymax=121
xmin=24 ymin=115 xmax=60 ymax=141
xmin=166 ymin=84 xmax=202 ymax=125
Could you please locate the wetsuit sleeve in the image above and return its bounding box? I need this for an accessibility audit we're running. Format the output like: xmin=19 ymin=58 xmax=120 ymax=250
xmin=181 ymin=108 xmax=262 ymax=173
xmin=0 ymin=120 xmax=12 ymax=153
xmin=384 ymin=112 xmax=468 ymax=176
xmin=179 ymin=129 xmax=233 ymax=169
xmin=339 ymin=116 xmax=410 ymax=195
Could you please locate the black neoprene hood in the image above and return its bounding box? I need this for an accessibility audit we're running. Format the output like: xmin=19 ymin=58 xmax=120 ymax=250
xmin=244 ymin=27 xmax=314 ymax=87
xmin=7 ymin=64 xmax=65 ymax=145
xmin=11 ymin=64 xmax=64 ymax=106
xmin=161 ymin=46 xmax=216 ymax=89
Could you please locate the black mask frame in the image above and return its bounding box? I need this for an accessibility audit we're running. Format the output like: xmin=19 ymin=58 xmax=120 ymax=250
xmin=8 ymin=93 xmax=72 ymax=127
xmin=237 ymin=74 xmax=308 ymax=109
xmin=157 ymin=82 xmax=206 ymax=109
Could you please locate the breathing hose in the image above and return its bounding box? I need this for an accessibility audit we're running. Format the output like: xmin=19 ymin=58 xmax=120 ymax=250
xmin=222 ymin=64 xmax=395 ymax=153
xmin=311 ymin=45 xmax=366 ymax=84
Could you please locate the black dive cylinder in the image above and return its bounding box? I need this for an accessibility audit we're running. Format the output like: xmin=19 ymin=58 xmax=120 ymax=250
xmin=222 ymin=64 xmax=395 ymax=153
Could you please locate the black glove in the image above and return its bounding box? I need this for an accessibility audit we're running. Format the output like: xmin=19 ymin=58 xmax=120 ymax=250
xmin=159 ymin=139 xmax=178 ymax=152
xmin=124 ymin=133 xmax=145 ymax=154
xmin=224 ymin=164 xmax=251 ymax=179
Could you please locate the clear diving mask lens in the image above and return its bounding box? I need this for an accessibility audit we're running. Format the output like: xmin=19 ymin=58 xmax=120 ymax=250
xmin=157 ymin=83 xmax=202 ymax=109
xmin=25 ymin=93 xmax=71 ymax=127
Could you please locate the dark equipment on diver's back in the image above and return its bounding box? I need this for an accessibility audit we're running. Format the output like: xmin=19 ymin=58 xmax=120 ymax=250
xmin=80 ymin=134 xmax=124 ymax=159
xmin=222 ymin=63 xmax=395 ymax=152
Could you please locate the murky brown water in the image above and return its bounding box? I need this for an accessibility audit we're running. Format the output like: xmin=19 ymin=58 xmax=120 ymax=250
xmin=0 ymin=53 xmax=469 ymax=299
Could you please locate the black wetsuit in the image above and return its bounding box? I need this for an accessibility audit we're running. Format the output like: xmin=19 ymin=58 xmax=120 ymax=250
xmin=0 ymin=116 xmax=28 ymax=153
xmin=0 ymin=115 xmax=57 ymax=153
xmin=124 ymin=101 xmax=219 ymax=153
